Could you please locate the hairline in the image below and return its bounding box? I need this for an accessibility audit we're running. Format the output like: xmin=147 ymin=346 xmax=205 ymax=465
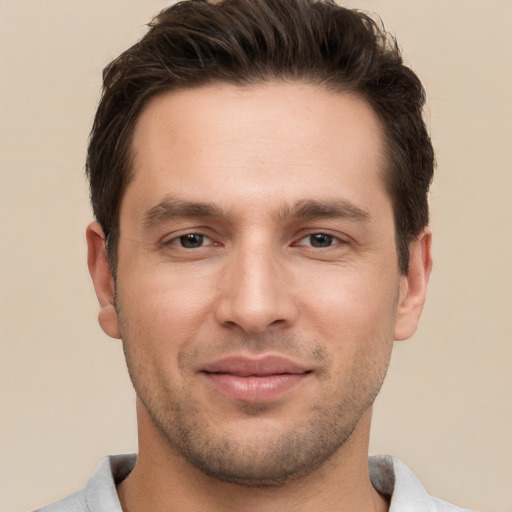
xmin=105 ymin=77 xmax=410 ymax=276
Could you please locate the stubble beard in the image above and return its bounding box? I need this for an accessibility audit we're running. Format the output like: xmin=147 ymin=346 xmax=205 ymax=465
xmin=121 ymin=329 xmax=392 ymax=488
xmin=145 ymin=388 xmax=378 ymax=488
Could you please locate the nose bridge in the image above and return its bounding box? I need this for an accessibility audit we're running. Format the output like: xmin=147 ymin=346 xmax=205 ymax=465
xmin=216 ymin=233 xmax=295 ymax=334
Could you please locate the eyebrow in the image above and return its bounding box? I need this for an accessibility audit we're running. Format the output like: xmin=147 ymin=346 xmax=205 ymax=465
xmin=144 ymin=197 xmax=227 ymax=228
xmin=143 ymin=196 xmax=371 ymax=228
xmin=280 ymin=199 xmax=371 ymax=222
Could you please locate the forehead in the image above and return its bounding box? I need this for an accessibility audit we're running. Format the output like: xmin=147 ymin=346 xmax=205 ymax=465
xmin=125 ymin=81 xmax=389 ymax=220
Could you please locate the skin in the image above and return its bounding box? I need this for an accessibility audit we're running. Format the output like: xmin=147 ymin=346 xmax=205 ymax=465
xmin=87 ymin=82 xmax=432 ymax=512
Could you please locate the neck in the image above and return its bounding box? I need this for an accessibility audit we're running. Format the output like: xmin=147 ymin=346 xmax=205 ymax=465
xmin=117 ymin=401 xmax=389 ymax=512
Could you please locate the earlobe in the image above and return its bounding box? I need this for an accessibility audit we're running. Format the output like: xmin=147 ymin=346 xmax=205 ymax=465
xmin=394 ymin=228 xmax=433 ymax=341
xmin=86 ymin=222 xmax=121 ymax=339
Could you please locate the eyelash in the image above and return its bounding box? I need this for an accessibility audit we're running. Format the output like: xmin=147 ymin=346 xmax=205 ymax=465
xmin=163 ymin=233 xmax=216 ymax=249
xmin=163 ymin=231 xmax=346 ymax=250
xmin=294 ymin=233 xmax=343 ymax=249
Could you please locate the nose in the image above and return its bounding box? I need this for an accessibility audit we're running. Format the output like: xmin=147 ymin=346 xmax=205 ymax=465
xmin=214 ymin=241 xmax=298 ymax=335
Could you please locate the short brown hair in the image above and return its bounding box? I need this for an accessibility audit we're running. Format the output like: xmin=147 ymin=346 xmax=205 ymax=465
xmin=87 ymin=0 xmax=434 ymax=274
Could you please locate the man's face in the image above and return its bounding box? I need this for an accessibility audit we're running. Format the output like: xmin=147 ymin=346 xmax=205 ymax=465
xmin=90 ymin=82 xmax=429 ymax=485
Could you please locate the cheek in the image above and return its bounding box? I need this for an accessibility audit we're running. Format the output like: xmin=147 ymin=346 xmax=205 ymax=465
xmin=116 ymin=265 xmax=218 ymax=350
xmin=296 ymin=265 xmax=399 ymax=340
xmin=294 ymin=265 xmax=398 ymax=388
xmin=307 ymin=277 xmax=397 ymax=385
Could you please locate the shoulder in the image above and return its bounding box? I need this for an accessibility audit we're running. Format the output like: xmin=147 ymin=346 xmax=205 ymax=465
xmin=32 ymin=454 xmax=136 ymax=512
xmin=369 ymin=455 xmax=474 ymax=512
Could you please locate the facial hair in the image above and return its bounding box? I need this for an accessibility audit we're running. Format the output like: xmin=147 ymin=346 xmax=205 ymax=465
xmin=120 ymin=327 xmax=393 ymax=488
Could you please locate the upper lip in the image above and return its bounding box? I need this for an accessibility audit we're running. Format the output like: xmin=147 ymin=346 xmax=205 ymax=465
xmin=202 ymin=355 xmax=310 ymax=376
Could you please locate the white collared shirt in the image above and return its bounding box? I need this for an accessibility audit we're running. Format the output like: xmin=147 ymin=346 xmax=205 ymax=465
xmin=34 ymin=454 xmax=473 ymax=511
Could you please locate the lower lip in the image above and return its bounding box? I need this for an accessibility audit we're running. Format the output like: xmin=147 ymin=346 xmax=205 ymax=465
xmin=202 ymin=373 xmax=309 ymax=403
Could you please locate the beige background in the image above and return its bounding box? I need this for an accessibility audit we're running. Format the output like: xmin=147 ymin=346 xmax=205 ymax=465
xmin=1 ymin=1 xmax=511 ymax=511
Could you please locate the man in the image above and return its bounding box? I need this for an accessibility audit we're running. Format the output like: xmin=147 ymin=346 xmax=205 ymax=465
xmin=36 ymin=0 xmax=471 ymax=510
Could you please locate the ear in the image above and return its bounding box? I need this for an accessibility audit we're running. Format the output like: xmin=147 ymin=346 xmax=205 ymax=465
xmin=394 ymin=228 xmax=433 ymax=341
xmin=86 ymin=222 xmax=121 ymax=339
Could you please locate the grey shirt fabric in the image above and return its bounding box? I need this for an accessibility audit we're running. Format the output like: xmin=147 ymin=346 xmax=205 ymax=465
xmin=34 ymin=454 xmax=472 ymax=512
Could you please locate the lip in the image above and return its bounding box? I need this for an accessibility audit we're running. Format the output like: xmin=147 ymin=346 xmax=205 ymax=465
xmin=201 ymin=355 xmax=311 ymax=403
xmin=203 ymin=355 xmax=309 ymax=376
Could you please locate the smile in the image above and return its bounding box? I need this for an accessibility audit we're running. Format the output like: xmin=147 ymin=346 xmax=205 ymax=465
xmin=201 ymin=355 xmax=312 ymax=403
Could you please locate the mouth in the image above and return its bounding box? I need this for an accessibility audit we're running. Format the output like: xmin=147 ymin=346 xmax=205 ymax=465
xmin=200 ymin=355 xmax=312 ymax=403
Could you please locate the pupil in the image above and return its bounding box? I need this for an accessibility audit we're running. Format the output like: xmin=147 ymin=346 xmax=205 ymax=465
xmin=311 ymin=234 xmax=332 ymax=247
xmin=180 ymin=234 xmax=203 ymax=248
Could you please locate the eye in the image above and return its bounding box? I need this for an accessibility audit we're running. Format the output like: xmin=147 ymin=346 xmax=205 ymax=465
xmin=297 ymin=233 xmax=338 ymax=248
xmin=308 ymin=233 xmax=335 ymax=248
xmin=168 ymin=233 xmax=213 ymax=249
